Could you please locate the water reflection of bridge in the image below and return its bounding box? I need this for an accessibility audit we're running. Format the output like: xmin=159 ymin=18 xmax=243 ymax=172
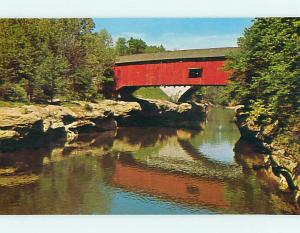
xmin=113 ymin=127 xmax=243 ymax=180
xmin=107 ymin=126 xmax=243 ymax=212
xmin=112 ymin=161 xmax=230 ymax=210
xmin=1 ymin=103 xmax=299 ymax=215
xmin=0 ymin=125 xmax=298 ymax=214
xmin=107 ymin=127 xmax=297 ymax=214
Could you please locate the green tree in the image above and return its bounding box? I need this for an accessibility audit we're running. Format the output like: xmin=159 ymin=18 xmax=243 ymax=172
xmin=224 ymin=18 xmax=300 ymax=125
xmin=115 ymin=37 xmax=128 ymax=56
xmin=73 ymin=30 xmax=116 ymax=100
xmin=61 ymin=18 xmax=96 ymax=99
xmin=98 ymin=29 xmax=113 ymax=48
xmin=0 ymin=19 xmax=51 ymax=102
xmin=4 ymin=83 xmax=27 ymax=102
xmin=114 ymin=37 xmax=166 ymax=55
xmin=144 ymin=44 xmax=166 ymax=53
xmin=223 ymin=17 xmax=300 ymax=156
xmin=127 ymin=37 xmax=147 ymax=54
xmin=0 ymin=19 xmax=117 ymax=103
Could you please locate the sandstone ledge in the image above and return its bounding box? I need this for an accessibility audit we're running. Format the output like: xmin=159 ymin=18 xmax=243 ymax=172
xmin=0 ymin=99 xmax=206 ymax=152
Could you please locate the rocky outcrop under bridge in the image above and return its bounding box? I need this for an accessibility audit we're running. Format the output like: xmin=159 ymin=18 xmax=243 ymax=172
xmin=0 ymin=99 xmax=207 ymax=152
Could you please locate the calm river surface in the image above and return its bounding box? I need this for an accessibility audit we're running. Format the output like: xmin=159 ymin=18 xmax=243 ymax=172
xmin=0 ymin=107 xmax=298 ymax=214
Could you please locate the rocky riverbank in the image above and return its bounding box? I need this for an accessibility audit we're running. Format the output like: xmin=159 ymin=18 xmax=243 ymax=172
xmin=0 ymin=99 xmax=207 ymax=152
xmin=234 ymin=105 xmax=300 ymax=204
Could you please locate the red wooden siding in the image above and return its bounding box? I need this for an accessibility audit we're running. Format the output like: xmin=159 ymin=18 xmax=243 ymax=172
xmin=114 ymin=59 xmax=230 ymax=90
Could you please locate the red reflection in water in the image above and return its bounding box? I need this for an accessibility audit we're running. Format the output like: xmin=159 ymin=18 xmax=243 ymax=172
xmin=112 ymin=161 xmax=229 ymax=209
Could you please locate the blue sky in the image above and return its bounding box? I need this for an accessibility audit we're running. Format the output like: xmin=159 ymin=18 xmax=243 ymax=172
xmin=94 ymin=18 xmax=253 ymax=50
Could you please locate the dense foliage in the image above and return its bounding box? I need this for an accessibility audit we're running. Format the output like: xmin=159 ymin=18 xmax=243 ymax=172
xmin=115 ymin=37 xmax=165 ymax=56
xmin=0 ymin=19 xmax=115 ymax=103
xmin=190 ymin=86 xmax=226 ymax=105
xmin=222 ymin=18 xmax=300 ymax=155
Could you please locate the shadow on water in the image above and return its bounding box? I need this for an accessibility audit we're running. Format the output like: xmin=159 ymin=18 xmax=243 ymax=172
xmin=0 ymin=107 xmax=298 ymax=214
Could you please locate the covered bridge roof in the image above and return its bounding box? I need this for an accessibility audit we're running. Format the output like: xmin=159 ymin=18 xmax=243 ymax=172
xmin=116 ymin=47 xmax=239 ymax=64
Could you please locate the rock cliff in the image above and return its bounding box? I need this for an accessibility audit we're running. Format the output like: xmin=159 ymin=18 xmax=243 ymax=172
xmin=234 ymin=105 xmax=300 ymax=203
xmin=0 ymin=99 xmax=206 ymax=152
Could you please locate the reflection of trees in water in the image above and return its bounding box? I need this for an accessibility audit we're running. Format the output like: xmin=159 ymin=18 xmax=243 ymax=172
xmin=118 ymin=126 xmax=242 ymax=181
xmin=234 ymin=139 xmax=265 ymax=169
xmin=109 ymin=128 xmax=299 ymax=214
xmin=0 ymin=156 xmax=112 ymax=214
xmin=109 ymin=149 xmax=298 ymax=214
xmin=114 ymin=127 xmax=184 ymax=159
xmin=178 ymin=139 xmax=235 ymax=168
xmin=189 ymin=108 xmax=240 ymax=148
xmin=224 ymin=167 xmax=298 ymax=214
xmin=0 ymin=148 xmax=47 ymax=174
xmin=115 ymin=127 xmax=178 ymax=148
xmin=227 ymin=138 xmax=299 ymax=214
xmin=0 ymin=130 xmax=118 ymax=214
xmin=0 ymin=120 xmax=298 ymax=214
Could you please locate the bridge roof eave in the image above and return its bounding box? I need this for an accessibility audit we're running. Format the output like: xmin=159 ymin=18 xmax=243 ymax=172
xmin=116 ymin=47 xmax=239 ymax=65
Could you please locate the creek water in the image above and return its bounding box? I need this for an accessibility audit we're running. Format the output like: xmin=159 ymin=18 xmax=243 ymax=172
xmin=0 ymin=107 xmax=298 ymax=214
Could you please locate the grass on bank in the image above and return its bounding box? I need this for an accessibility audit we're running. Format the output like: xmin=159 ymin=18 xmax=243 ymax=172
xmin=0 ymin=100 xmax=28 ymax=107
xmin=133 ymin=87 xmax=171 ymax=101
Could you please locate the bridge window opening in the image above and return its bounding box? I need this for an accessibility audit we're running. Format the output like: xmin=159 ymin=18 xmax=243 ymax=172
xmin=189 ymin=68 xmax=203 ymax=78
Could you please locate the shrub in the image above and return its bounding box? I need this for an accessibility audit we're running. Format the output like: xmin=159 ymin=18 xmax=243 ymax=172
xmin=4 ymin=84 xmax=27 ymax=102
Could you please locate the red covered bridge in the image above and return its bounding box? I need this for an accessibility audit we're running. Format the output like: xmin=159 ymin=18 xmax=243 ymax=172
xmin=114 ymin=47 xmax=238 ymax=91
